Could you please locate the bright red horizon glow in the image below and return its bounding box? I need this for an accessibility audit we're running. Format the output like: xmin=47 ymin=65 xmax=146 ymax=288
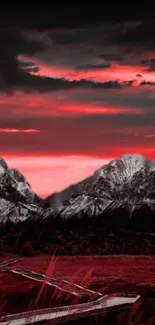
xmin=0 ymin=129 xmax=40 ymax=133
xmin=4 ymin=155 xmax=112 ymax=197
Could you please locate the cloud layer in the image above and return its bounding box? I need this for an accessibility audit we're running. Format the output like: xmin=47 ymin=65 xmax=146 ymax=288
xmin=1 ymin=21 xmax=155 ymax=194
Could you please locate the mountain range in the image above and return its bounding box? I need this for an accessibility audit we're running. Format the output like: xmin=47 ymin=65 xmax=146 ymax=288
xmin=1 ymin=153 xmax=155 ymax=229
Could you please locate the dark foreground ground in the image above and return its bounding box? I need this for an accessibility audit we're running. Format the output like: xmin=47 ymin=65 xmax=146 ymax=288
xmin=1 ymin=254 xmax=155 ymax=324
xmin=1 ymin=227 xmax=155 ymax=255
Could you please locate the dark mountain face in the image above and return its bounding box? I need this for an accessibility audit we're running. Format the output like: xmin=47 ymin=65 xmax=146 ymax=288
xmin=1 ymin=153 xmax=155 ymax=230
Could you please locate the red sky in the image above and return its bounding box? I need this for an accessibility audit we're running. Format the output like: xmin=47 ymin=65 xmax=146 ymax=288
xmin=1 ymin=22 xmax=155 ymax=196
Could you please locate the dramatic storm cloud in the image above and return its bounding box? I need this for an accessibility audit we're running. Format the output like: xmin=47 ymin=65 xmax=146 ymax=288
xmin=1 ymin=20 xmax=155 ymax=196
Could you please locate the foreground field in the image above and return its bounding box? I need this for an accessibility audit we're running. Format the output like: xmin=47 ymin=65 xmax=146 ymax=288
xmin=1 ymin=254 xmax=155 ymax=324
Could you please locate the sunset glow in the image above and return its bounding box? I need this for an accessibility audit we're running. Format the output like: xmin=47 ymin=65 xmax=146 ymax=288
xmin=1 ymin=22 xmax=155 ymax=196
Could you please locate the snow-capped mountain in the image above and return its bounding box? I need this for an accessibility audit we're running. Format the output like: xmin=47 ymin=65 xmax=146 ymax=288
xmin=44 ymin=154 xmax=155 ymax=223
xmin=1 ymin=153 xmax=155 ymax=228
xmin=0 ymin=158 xmax=43 ymax=225
xmin=46 ymin=154 xmax=149 ymax=209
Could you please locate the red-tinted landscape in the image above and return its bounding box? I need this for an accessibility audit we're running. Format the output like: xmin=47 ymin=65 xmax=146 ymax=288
xmin=0 ymin=253 xmax=155 ymax=324
xmin=2 ymin=13 xmax=155 ymax=325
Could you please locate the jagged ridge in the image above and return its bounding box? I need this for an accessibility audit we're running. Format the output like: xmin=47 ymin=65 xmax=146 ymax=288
xmin=1 ymin=154 xmax=155 ymax=228
xmin=44 ymin=154 xmax=155 ymax=224
xmin=0 ymin=158 xmax=43 ymax=225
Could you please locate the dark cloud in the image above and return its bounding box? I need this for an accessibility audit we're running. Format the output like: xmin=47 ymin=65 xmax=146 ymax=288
xmin=20 ymin=78 xmax=133 ymax=92
xmin=141 ymin=58 xmax=155 ymax=72
xmin=140 ymin=81 xmax=155 ymax=86
xmin=0 ymin=27 xmax=135 ymax=93
xmin=0 ymin=27 xmax=45 ymax=91
xmin=73 ymin=80 xmax=134 ymax=89
xmin=49 ymin=21 xmax=153 ymax=50
xmin=0 ymin=5 xmax=151 ymax=31
xmin=21 ymin=20 xmax=155 ymax=73
xmin=0 ymin=7 xmax=130 ymax=30
xmin=49 ymin=29 xmax=95 ymax=45
xmin=1 ymin=17 xmax=155 ymax=161
xmin=109 ymin=21 xmax=155 ymax=50
xmin=136 ymin=74 xmax=143 ymax=78
xmin=43 ymin=23 xmax=152 ymax=69
xmin=76 ymin=63 xmax=111 ymax=70
xmin=100 ymin=52 xmax=122 ymax=62
xmin=141 ymin=60 xmax=148 ymax=65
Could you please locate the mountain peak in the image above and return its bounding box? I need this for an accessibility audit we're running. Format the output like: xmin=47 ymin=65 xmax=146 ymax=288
xmin=118 ymin=154 xmax=148 ymax=177
xmin=1 ymin=154 xmax=155 ymax=230
xmin=0 ymin=158 xmax=8 ymax=175
xmin=95 ymin=154 xmax=148 ymax=181
xmin=120 ymin=153 xmax=146 ymax=162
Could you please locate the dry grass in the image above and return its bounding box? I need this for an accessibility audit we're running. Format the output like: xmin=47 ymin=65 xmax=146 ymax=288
xmin=0 ymin=254 xmax=155 ymax=324
xmin=33 ymin=253 xmax=58 ymax=308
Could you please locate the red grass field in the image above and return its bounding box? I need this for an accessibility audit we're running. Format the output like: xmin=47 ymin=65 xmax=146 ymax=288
xmin=1 ymin=253 xmax=155 ymax=324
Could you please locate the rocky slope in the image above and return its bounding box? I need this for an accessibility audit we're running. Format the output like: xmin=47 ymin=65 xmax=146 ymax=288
xmin=43 ymin=154 xmax=155 ymax=225
xmin=1 ymin=154 xmax=155 ymax=228
xmin=0 ymin=158 xmax=43 ymax=226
